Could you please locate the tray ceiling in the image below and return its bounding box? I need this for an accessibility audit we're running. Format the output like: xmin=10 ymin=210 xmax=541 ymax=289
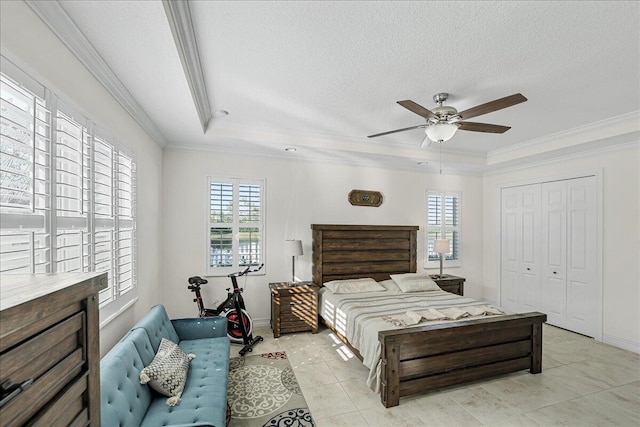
xmin=25 ymin=1 xmax=640 ymax=172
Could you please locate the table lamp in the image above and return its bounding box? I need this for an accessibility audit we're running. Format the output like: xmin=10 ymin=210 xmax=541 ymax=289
xmin=284 ymin=239 xmax=303 ymax=284
xmin=434 ymin=239 xmax=450 ymax=278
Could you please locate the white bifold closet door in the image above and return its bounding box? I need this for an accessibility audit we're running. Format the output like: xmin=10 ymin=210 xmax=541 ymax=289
xmin=541 ymin=176 xmax=598 ymax=336
xmin=501 ymin=176 xmax=598 ymax=338
xmin=501 ymin=184 xmax=541 ymax=315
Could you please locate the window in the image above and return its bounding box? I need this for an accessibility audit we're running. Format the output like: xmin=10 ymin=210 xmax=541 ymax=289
xmin=0 ymin=57 xmax=137 ymax=320
xmin=207 ymin=177 xmax=264 ymax=276
xmin=425 ymin=191 xmax=461 ymax=268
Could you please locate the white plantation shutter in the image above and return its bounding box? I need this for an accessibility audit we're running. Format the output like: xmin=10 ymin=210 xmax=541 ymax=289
xmin=1 ymin=57 xmax=137 ymax=320
xmin=94 ymin=133 xmax=116 ymax=304
xmin=207 ymin=177 xmax=264 ymax=275
xmin=116 ymin=151 xmax=135 ymax=295
xmin=0 ymin=67 xmax=51 ymax=274
xmin=54 ymin=104 xmax=90 ymax=273
xmin=209 ymin=181 xmax=233 ymax=267
xmin=426 ymin=191 xmax=461 ymax=268
xmin=238 ymin=183 xmax=262 ymax=266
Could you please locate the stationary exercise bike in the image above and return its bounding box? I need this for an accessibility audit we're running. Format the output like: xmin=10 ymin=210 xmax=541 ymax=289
xmin=187 ymin=264 xmax=263 ymax=356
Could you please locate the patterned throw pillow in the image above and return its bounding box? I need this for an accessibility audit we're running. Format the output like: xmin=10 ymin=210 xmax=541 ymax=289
xmin=139 ymin=338 xmax=195 ymax=406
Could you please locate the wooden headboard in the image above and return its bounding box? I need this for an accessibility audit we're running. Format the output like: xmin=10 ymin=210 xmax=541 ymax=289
xmin=311 ymin=224 xmax=418 ymax=285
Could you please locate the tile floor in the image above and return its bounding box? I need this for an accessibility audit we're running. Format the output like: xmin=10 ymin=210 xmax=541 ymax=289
xmin=238 ymin=323 xmax=639 ymax=427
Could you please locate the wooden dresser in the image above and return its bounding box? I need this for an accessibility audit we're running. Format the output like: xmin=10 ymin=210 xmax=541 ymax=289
xmin=269 ymin=282 xmax=318 ymax=338
xmin=0 ymin=272 xmax=107 ymax=427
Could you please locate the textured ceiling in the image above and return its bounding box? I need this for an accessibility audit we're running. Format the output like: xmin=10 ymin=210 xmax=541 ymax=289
xmin=55 ymin=0 xmax=639 ymax=172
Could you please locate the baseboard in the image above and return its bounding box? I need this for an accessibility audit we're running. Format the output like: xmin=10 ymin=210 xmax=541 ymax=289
xmin=252 ymin=317 xmax=271 ymax=328
xmin=602 ymin=334 xmax=640 ymax=354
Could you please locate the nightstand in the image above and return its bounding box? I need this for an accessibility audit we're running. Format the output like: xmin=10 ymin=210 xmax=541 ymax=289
xmin=269 ymin=282 xmax=318 ymax=338
xmin=430 ymin=275 xmax=466 ymax=296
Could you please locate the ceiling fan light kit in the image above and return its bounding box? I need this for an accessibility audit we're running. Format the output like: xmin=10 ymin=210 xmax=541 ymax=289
xmin=367 ymin=92 xmax=527 ymax=146
xmin=425 ymin=122 xmax=458 ymax=143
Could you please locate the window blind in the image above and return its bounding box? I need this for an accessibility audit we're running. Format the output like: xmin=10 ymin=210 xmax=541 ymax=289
xmin=207 ymin=178 xmax=264 ymax=275
xmin=426 ymin=191 xmax=461 ymax=266
xmin=0 ymin=70 xmax=50 ymax=273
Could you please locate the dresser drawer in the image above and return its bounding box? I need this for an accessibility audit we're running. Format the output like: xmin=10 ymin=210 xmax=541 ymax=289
xmin=280 ymin=320 xmax=316 ymax=334
xmin=430 ymin=275 xmax=466 ymax=296
xmin=0 ymin=312 xmax=85 ymax=426
xmin=0 ymin=301 xmax=83 ymax=353
xmin=438 ymin=283 xmax=462 ymax=295
xmin=30 ymin=373 xmax=88 ymax=427
xmin=278 ymin=294 xmax=315 ymax=313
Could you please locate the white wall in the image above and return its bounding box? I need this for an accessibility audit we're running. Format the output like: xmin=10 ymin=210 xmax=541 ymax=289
xmin=162 ymin=149 xmax=484 ymax=324
xmin=0 ymin=1 xmax=164 ymax=356
xmin=483 ymin=143 xmax=640 ymax=351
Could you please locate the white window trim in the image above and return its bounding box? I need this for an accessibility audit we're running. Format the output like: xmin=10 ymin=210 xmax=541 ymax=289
xmin=424 ymin=190 xmax=462 ymax=269
xmin=205 ymin=176 xmax=266 ymax=277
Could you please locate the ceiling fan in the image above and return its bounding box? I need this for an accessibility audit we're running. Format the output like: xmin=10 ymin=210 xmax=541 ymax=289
xmin=368 ymin=92 xmax=527 ymax=148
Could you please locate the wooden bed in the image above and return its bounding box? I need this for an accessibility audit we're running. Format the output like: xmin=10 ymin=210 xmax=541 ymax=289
xmin=311 ymin=224 xmax=547 ymax=408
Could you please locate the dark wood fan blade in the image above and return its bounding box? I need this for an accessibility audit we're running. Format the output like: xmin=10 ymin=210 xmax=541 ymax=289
xmin=457 ymin=121 xmax=511 ymax=133
xmin=458 ymin=93 xmax=527 ymax=120
xmin=367 ymin=124 xmax=427 ymax=138
xmin=397 ymin=100 xmax=437 ymax=120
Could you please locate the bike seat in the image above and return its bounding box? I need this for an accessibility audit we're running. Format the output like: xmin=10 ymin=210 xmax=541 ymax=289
xmin=188 ymin=276 xmax=208 ymax=286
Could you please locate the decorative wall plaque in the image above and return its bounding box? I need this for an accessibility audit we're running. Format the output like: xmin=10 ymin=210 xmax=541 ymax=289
xmin=348 ymin=190 xmax=383 ymax=207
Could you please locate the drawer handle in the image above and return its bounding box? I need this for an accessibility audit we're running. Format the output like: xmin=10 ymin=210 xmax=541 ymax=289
xmin=0 ymin=379 xmax=34 ymax=408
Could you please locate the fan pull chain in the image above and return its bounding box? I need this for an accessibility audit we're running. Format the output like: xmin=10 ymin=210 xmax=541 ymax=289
xmin=439 ymin=140 xmax=443 ymax=174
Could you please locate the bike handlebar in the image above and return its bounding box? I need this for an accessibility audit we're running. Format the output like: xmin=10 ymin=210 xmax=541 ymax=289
xmin=187 ymin=264 xmax=263 ymax=292
xmin=228 ymin=263 xmax=264 ymax=278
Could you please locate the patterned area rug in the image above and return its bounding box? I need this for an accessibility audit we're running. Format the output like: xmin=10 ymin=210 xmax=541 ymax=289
xmin=228 ymin=351 xmax=315 ymax=427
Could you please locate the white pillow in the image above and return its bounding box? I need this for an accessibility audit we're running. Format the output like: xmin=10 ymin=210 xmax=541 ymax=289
xmin=323 ymin=278 xmax=386 ymax=294
xmin=390 ymin=273 xmax=441 ymax=293
xmin=378 ymin=279 xmax=402 ymax=294
xmin=140 ymin=338 xmax=196 ymax=406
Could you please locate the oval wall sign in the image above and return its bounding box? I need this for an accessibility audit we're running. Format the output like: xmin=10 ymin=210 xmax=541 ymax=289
xmin=348 ymin=190 xmax=383 ymax=207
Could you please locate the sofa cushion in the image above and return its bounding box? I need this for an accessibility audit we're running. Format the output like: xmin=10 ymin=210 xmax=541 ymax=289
xmin=140 ymin=338 xmax=195 ymax=406
xmin=132 ymin=305 xmax=180 ymax=351
xmin=121 ymin=327 xmax=156 ymax=366
xmin=101 ymin=341 xmax=152 ymax=427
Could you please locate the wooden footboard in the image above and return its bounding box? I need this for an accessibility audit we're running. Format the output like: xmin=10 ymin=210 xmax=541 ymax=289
xmin=378 ymin=312 xmax=547 ymax=407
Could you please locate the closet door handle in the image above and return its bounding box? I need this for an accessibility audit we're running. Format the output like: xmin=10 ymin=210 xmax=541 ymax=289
xmin=526 ymin=267 xmax=531 ymax=271
xmin=553 ymin=271 xmax=557 ymax=274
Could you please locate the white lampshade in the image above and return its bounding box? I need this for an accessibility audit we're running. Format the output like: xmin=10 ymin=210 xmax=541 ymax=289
xmin=284 ymin=239 xmax=303 ymax=256
xmin=425 ymin=122 xmax=458 ymax=143
xmin=434 ymin=239 xmax=450 ymax=254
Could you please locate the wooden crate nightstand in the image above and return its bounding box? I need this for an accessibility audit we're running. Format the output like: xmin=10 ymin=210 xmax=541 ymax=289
xmin=269 ymin=282 xmax=318 ymax=338
xmin=430 ymin=275 xmax=466 ymax=296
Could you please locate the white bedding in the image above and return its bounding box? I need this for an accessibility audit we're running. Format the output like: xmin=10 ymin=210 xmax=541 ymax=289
xmin=318 ymin=280 xmax=504 ymax=392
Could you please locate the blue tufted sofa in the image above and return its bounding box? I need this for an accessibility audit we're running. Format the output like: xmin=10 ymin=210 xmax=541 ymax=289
xmin=100 ymin=305 xmax=230 ymax=426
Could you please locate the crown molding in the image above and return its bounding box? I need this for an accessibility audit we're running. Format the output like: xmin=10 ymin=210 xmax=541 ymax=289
xmin=162 ymin=0 xmax=212 ymax=133
xmin=483 ymin=138 xmax=639 ymax=176
xmin=165 ymin=141 xmax=485 ymax=176
xmin=24 ymin=0 xmax=168 ymax=147
xmin=487 ymin=111 xmax=640 ymax=165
